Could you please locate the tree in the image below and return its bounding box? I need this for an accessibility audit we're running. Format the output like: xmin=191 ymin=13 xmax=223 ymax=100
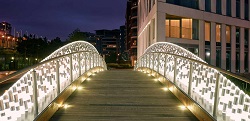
xmin=66 ymin=28 xmax=87 ymax=42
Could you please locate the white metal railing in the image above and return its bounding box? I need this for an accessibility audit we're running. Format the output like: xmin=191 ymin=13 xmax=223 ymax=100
xmin=135 ymin=42 xmax=250 ymax=121
xmin=0 ymin=41 xmax=107 ymax=121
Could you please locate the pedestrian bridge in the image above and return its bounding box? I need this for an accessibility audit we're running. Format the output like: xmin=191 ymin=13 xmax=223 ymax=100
xmin=0 ymin=41 xmax=249 ymax=121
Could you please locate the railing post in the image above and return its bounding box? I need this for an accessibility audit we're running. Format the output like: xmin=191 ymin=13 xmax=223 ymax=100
xmin=32 ymin=70 xmax=38 ymax=116
xmin=188 ymin=62 xmax=193 ymax=96
xmin=78 ymin=53 xmax=81 ymax=76
xmin=164 ymin=54 xmax=167 ymax=77
xmin=89 ymin=52 xmax=92 ymax=69
xmin=70 ymin=54 xmax=73 ymax=82
xmin=152 ymin=53 xmax=155 ymax=70
xmin=157 ymin=53 xmax=160 ymax=73
xmin=147 ymin=53 xmax=151 ymax=68
xmin=93 ymin=52 xmax=95 ymax=67
xmin=213 ymin=72 xmax=221 ymax=119
xmin=85 ymin=53 xmax=87 ymax=72
xmin=173 ymin=57 xmax=177 ymax=84
xmin=56 ymin=61 xmax=60 ymax=95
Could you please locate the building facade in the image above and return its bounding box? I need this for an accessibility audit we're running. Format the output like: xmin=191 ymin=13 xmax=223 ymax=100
xmin=138 ymin=0 xmax=250 ymax=73
xmin=126 ymin=0 xmax=138 ymax=66
xmin=0 ymin=22 xmax=16 ymax=49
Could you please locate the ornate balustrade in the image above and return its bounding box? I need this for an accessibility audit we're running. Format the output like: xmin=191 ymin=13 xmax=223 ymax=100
xmin=0 ymin=41 xmax=107 ymax=121
xmin=135 ymin=42 xmax=250 ymax=121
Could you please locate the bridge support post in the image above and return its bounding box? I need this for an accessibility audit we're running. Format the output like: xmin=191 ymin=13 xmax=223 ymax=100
xmin=173 ymin=57 xmax=177 ymax=84
xmin=32 ymin=70 xmax=38 ymax=116
xmin=78 ymin=53 xmax=81 ymax=77
xmin=213 ymin=72 xmax=221 ymax=119
xmin=70 ymin=54 xmax=73 ymax=82
xmin=188 ymin=62 xmax=193 ymax=96
xmin=56 ymin=61 xmax=60 ymax=95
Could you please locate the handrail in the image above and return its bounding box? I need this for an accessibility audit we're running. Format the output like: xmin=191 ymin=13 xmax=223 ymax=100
xmin=135 ymin=42 xmax=250 ymax=121
xmin=144 ymin=52 xmax=250 ymax=84
xmin=0 ymin=51 xmax=91 ymax=84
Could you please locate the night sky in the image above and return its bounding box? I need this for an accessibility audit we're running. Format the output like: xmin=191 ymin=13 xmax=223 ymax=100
xmin=0 ymin=0 xmax=127 ymax=40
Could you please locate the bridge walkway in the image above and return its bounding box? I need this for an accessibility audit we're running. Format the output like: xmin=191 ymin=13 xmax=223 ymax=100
xmin=50 ymin=69 xmax=198 ymax=121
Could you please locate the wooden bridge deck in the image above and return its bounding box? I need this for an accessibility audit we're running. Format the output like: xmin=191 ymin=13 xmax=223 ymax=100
xmin=50 ymin=69 xmax=198 ymax=121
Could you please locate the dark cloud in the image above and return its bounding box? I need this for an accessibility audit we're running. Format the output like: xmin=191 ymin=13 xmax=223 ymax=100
xmin=0 ymin=0 xmax=127 ymax=40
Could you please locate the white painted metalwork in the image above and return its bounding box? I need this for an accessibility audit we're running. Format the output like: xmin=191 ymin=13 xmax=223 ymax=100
xmin=0 ymin=41 xmax=107 ymax=121
xmin=135 ymin=42 xmax=250 ymax=121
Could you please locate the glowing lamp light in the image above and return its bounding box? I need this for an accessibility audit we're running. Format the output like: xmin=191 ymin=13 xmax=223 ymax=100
xmin=162 ymin=87 xmax=168 ymax=91
xmin=178 ymin=105 xmax=186 ymax=110
xmin=87 ymin=78 xmax=91 ymax=81
xmin=64 ymin=104 xmax=69 ymax=109
xmin=154 ymin=79 xmax=158 ymax=82
xmin=77 ymin=86 xmax=83 ymax=90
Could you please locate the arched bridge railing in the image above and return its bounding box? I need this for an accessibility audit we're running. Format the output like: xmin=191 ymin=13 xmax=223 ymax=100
xmin=0 ymin=41 xmax=107 ymax=121
xmin=135 ymin=42 xmax=250 ymax=121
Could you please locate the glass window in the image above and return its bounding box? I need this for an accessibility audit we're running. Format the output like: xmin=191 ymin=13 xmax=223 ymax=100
xmin=166 ymin=20 xmax=170 ymax=37
xmin=166 ymin=0 xmax=199 ymax=9
xmin=245 ymin=52 xmax=249 ymax=72
xmin=216 ymin=24 xmax=221 ymax=42
xmin=226 ymin=26 xmax=231 ymax=43
xmin=226 ymin=51 xmax=231 ymax=71
xmin=245 ymin=28 xmax=249 ymax=47
xmin=245 ymin=0 xmax=249 ymax=20
xmin=205 ymin=22 xmax=211 ymax=41
xmin=216 ymin=0 xmax=222 ymax=14
xmin=236 ymin=27 xmax=240 ymax=44
xmin=170 ymin=20 xmax=180 ymax=38
xmin=226 ymin=0 xmax=232 ymax=16
xmin=192 ymin=19 xmax=199 ymax=40
xmin=205 ymin=0 xmax=211 ymax=12
xmin=182 ymin=19 xmax=192 ymax=39
xmin=236 ymin=0 xmax=240 ymax=18
xmin=166 ymin=17 xmax=198 ymax=40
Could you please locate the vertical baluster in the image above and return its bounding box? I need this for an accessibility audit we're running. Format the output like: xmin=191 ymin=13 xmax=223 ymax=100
xmin=85 ymin=53 xmax=87 ymax=72
xmin=213 ymin=72 xmax=221 ymax=119
xmin=157 ymin=53 xmax=160 ymax=73
xmin=70 ymin=54 xmax=73 ymax=82
xmin=56 ymin=61 xmax=60 ymax=95
xmin=32 ymin=70 xmax=38 ymax=115
xmin=164 ymin=54 xmax=167 ymax=77
xmin=78 ymin=53 xmax=81 ymax=76
xmin=188 ymin=62 xmax=193 ymax=96
xmin=173 ymin=57 xmax=177 ymax=84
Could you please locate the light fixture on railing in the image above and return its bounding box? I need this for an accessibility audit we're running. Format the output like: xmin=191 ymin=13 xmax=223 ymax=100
xmin=162 ymin=87 xmax=168 ymax=91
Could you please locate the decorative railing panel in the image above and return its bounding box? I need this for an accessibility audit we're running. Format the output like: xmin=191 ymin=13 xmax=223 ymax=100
xmin=0 ymin=41 xmax=107 ymax=121
xmin=135 ymin=42 xmax=250 ymax=121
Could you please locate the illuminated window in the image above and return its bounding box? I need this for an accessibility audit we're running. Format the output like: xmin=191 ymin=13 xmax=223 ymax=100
xmin=182 ymin=19 xmax=192 ymax=39
xmin=216 ymin=24 xmax=221 ymax=42
xmin=166 ymin=20 xmax=170 ymax=37
xmin=170 ymin=20 xmax=180 ymax=38
xmin=166 ymin=18 xmax=198 ymax=40
xmin=205 ymin=22 xmax=211 ymax=41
